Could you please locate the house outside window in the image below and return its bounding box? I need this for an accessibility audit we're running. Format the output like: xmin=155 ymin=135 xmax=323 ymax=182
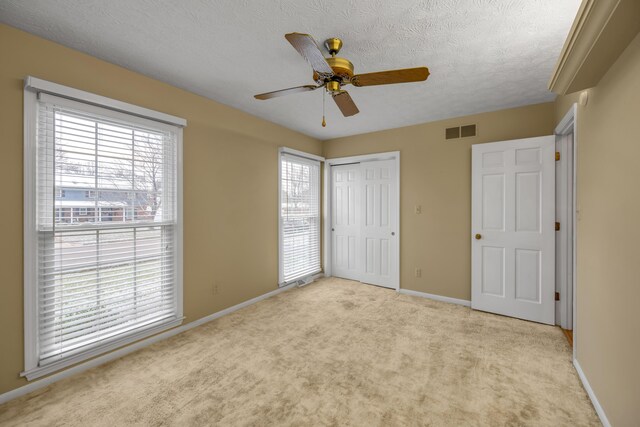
xmin=23 ymin=77 xmax=185 ymax=380
xmin=278 ymin=149 xmax=322 ymax=285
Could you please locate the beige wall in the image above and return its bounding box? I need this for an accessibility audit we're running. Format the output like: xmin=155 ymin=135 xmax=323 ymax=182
xmin=0 ymin=24 xmax=322 ymax=395
xmin=555 ymin=33 xmax=640 ymax=427
xmin=323 ymin=103 xmax=556 ymax=300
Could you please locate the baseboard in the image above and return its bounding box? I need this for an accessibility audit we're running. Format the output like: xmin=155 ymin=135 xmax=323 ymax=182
xmin=573 ymin=358 xmax=611 ymax=427
xmin=398 ymin=288 xmax=471 ymax=307
xmin=0 ymin=282 xmax=298 ymax=405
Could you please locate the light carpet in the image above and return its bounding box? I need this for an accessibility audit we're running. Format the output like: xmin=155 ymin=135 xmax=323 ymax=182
xmin=0 ymin=277 xmax=599 ymax=426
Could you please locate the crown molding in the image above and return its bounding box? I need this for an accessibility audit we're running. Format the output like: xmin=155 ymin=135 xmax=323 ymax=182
xmin=548 ymin=0 xmax=640 ymax=95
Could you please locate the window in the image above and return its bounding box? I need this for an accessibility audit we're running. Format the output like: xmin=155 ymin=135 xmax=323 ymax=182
xmin=279 ymin=149 xmax=322 ymax=284
xmin=55 ymin=189 xmax=65 ymax=198
xmin=23 ymin=77 xmax=185 ymax=380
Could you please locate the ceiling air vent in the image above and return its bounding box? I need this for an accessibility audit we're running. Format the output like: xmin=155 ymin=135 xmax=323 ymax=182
xmin=445 ymin=126 xmax=460 ymax=139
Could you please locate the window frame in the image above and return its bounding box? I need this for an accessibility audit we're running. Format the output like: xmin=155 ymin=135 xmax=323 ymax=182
xmin=23 ymin=77 xmax=185 ymax=380
xmin=278 ymin=147 xmax=324 ymax=286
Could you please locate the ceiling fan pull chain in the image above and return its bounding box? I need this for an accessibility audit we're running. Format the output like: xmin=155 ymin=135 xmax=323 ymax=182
xmin=322 ymin=88 xmax=326 ymax=127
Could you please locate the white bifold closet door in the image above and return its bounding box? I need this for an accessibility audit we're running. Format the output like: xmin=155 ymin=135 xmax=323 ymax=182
xmin=331 ymin=159 xmax=397 ymax=289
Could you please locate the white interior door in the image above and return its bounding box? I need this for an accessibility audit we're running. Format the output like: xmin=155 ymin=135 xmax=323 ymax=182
xmin=471 ymin=136 xmax=555 ymax=324
xmin=360 ymin=160 xmax=396 ymax=288
xmin=332 ymin=164 xmax=361 ymax=281
xmin=330 ymin=158 xmax=398 ymax=289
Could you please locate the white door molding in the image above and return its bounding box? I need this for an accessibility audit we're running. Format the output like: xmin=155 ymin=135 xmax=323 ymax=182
xmin=324 ymin=151 xmax=400 ymax=291
xmin=554 ymin=105 xmax=576 ymax=331
xmin=555 ymin=103 xmax=578 ymax=359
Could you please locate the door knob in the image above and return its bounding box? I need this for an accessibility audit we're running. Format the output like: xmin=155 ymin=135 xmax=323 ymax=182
xmin=475 ymin=234 xmax=482 ymax=240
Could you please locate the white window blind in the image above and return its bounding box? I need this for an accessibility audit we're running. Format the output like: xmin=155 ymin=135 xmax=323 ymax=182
xmin=280 ymin=152 xmax=321 ymax=283
xmin=33 ymin=93 xmax=181 ymax=367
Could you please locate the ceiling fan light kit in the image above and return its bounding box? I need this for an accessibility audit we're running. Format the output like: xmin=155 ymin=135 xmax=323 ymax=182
xmin=255 ymin=33 xmax=430 ymax=126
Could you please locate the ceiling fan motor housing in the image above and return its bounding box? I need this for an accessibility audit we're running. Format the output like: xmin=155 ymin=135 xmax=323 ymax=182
xmin=312 ymin=37 xmax=354 ymax=89
xmin=314 ymin=56 xmax=354 ymax=88
xmin=326 ymin=81 xmax=341 ymax=92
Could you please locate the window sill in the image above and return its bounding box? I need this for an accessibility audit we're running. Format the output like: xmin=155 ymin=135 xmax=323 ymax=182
xmin=21 ymin=317 xmax=184 ymax=381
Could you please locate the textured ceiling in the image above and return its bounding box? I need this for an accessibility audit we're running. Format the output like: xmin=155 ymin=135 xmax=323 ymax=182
xmin=0 ymin=0 xmax=580 ymax=140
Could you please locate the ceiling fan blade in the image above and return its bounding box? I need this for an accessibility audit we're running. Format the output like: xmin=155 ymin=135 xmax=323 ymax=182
xmin=254 ymin=85 xmax=321 ymax=100
xmin=332 ymin=91 xmax=359 ymax=117
xmin=352 ymin=67 xmax=430 ymax=87
xmin=285 ymin=33 xmax=334 ymax=78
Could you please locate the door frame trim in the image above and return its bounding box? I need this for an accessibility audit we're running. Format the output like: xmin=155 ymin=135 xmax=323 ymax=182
xmin=323 ymin=151 xmax=401 ymax=291
xmin=555 ymin=103 xmax=578 ymax=360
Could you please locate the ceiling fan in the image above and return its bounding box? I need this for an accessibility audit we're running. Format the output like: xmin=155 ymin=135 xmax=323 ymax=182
xmin=255 ymin=33 xmax=430 ymax=125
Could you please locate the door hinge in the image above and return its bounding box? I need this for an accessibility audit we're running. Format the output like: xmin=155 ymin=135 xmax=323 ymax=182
xmin=555 ymin=292 xmax=560 ymax=301
xmin=555 ymin=151 xmax=560 ymax=161
xmin=555 ymin=222 xmax=560 ymax=231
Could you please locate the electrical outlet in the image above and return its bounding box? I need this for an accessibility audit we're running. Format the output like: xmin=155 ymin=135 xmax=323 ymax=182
xmin=415 ymin=205 xmax=422 ymax=214
xmin=415 ymin=268 xmax=422 ymax=278
xmin=212 ymin=283 xmax=220 ymax=295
